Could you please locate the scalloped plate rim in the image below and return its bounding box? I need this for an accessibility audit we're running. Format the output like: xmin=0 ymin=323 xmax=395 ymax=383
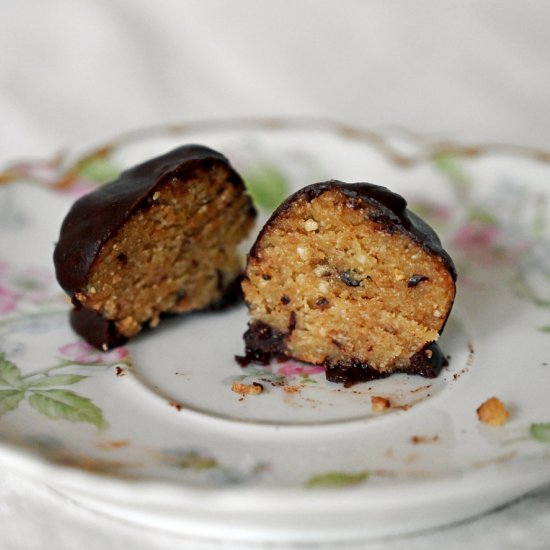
xmin=1 ymin=117 xmax=550 ymax=541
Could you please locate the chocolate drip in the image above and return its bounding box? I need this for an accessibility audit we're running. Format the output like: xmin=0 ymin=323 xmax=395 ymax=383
xmin=70 ymin=307 xmax=127 ymax=351
xmin=326 ymin=342 xmax=447 ymax=386
xmin=236 ymin=321 xmax=289 ymax=366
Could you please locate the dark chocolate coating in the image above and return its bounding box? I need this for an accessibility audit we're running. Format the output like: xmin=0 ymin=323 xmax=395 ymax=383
xmin=70 ymin=306 xmax=127 ymax=351
xmin=54 ymin=144 xmax=255 ymax=350
xmin=325 ymin=342 xmax=448 ymax=387
xmin=237 ymin=322 xmax=447 ymax=387
xmin=54 ymin=144 xmax=250 ymax=295
xmin=236 ymin=321 xmax=288 ymax=366
xmin=240 ymin=180 xmax=456 ymax=385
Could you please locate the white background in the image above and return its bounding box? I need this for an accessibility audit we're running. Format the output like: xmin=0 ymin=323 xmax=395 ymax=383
xmin=0 ymin=1 xmax=549 ymax=548
xmin=1 ymin=0 xmax=550 ymax=159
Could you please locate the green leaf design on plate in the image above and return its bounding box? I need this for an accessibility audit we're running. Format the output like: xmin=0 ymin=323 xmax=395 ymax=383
xmin=26 ymin=375 xmax=87 ymax=389
xmin=306 ymin=470 xmax=370 ymax=488
xmin=529 ymin=422 xmax=550 ymax=442
xmin=243 ymin=165 xmax=289 ymax=211
xmin=0 ymin=353 xmax=24 ymax=389
xmin=433 ymin=153 xmax=472 ymax=188
xmin=0 ymin=389 xmax=25 ymax=412
xmin=178 ymin=452 xmax=219 ymax=470
xmin=299 ymin=374 xmax=317 ymax=384
xmin=28 ymin=389 xmax=108 ymax=431
xmin=79 ymin=157 xmax=120 ymax=184
xmin=511 ymin=271 xmax=550 ymax=308
xmin=467 ymin=206 xmax=498 ymax=225
xmin=539 ymin=326 xmax=550 ymax=333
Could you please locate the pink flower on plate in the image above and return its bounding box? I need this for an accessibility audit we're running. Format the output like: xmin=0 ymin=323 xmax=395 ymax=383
xmin=277 ymin=361 xmax=325 ymax=377
xmin=63 ymin=179 xmax=95 ymax=199
xmin=101 ymin=347 xmax=129 ymax=364
xmin=0 ymin=286 xmax=18 ymax=314
xmin=58 ymin=341 xmax=129 ymax=365
xmin=452 ymin=222 xmax=529 ymax=267
xmin=452 ymin=223 xmax=502 ymax=256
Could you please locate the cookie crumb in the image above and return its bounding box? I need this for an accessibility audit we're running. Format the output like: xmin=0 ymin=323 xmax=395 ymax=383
xmin=169 ymin=401 xmax=183 ymax=411
xmin=283 ymin=385 xmax=301 ymax=394
xmin=371 ymin=395 xmax=391 ymax=412
xmin=477 ymin=396 xmax=509 ymax=427
xmin=115 ymin=366 xmax=125 ymax=376
xmin=231 ymin=381 xmax=264 ymax=395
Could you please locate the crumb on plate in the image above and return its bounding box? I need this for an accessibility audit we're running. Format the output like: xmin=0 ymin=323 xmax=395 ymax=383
xmin=371 ymin=395 xmax=391 ymax=413
xmin=231 ymin=381 xmax=264 ymax=395
xmin=410 ymin=434 xmax=440 ymax=444
xmin=476 ymin=396 xmax=509 ymax=427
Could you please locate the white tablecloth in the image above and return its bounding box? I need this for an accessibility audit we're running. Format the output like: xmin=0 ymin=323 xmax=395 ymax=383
xmin=1 ymin=1 xmax=549 ymax=548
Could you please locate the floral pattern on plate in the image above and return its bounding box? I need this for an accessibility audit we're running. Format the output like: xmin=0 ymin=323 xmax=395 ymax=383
xmin=0 ymin=120 xmax=549 ymax=543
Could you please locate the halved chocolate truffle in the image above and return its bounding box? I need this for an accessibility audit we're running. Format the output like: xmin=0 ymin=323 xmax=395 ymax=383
xmin=239 ymin=180 xmax=456 ymax=386
xmin=54 ymin=144 xmax=256 ymax=350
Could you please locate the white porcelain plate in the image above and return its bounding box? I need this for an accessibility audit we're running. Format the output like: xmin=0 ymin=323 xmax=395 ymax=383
xmin=0 ymin=118 xmax=549 ymax=543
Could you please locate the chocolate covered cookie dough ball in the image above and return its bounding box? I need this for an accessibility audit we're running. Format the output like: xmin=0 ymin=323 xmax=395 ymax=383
xmin=240 ymin=181 xmax=456 ymax=386
xmin=54 ymin=144 xmax=256 ymax=350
